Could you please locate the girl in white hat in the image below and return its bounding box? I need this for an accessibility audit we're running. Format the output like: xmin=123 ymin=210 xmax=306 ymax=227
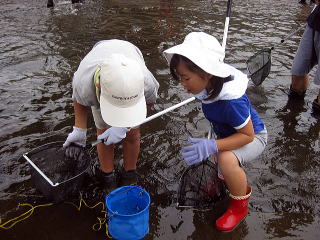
xmin=164 ymin=32 xmax=267 ymax=231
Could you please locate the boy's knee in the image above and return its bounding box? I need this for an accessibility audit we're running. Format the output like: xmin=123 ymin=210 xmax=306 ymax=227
xmin=125 ymin=129 xmax=140 ymax=142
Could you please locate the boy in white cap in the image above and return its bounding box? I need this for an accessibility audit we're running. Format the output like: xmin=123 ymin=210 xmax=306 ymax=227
xmin=164 ymin=32 xmax=267 ymax=231
xmin=63 ymin=39 xmax=159 ymax=192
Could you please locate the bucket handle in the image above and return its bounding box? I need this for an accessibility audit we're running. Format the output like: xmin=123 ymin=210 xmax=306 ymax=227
xmin=108 ymin=186 xmax=145 ymax=196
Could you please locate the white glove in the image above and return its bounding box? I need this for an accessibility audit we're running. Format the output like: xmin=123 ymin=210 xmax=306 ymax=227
xmin=98 ymin=127 xmax=129 ymax=145
xmin=63 ymin=126 xmax=87 ymax=147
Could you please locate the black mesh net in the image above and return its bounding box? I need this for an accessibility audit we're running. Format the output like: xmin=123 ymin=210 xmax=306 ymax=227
xmin=246 ymin=48 xmax=272 ymax=86
xmin=23 ymin=142 xmax=91 ymax=203
xmin=177 ymin=159 xmax=227 ymax=211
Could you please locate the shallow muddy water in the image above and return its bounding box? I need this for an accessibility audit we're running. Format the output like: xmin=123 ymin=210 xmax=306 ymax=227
xmin=0 ymin=0 xmax=319 ymax=239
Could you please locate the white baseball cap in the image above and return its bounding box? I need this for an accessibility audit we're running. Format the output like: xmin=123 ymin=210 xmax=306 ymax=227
xmin=99 ymin=54 xmax=146 ymax=128
xmin=163 ymin=32 xmax=231 ymax=78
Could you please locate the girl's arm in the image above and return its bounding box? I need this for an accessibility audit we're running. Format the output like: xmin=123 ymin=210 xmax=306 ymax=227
xmin=73 ymin=101 xmax=89 ymax=129
xmin=216 ymin=120 xmax=255 ymax=151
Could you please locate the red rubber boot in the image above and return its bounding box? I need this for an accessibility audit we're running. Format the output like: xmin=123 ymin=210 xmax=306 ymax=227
xmin=215 ymin=186 xmax=252 ymax=231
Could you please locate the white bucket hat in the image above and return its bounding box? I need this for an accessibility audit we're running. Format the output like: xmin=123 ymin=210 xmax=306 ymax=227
xmin=99 ymin=54 xmax=146 ymax=128
xmin=163 ymin=32 xmax=231 ymax=78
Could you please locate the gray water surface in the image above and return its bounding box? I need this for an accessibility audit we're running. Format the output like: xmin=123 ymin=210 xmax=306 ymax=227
xmin=0 ymin=0 xmax=319 ymax=239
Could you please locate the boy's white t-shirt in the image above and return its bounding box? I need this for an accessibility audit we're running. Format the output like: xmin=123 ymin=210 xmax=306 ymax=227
xmin=72 ymin=39 xmax=159 ymax=108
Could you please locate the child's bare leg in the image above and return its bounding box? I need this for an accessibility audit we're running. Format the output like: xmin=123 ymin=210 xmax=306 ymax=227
xmin=122 ymin=128 xmax=140 ymax=171
xmin=96 ymin=128 xmax=115 ymax=173
xmin=216 ymin=151 xmax=251 ymax=231
xmin=218 ymin=151 xmax=247 ymax=196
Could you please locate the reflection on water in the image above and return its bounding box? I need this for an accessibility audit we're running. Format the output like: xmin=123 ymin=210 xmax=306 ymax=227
xmin=0 ymin=0 xmax=319 ymax=239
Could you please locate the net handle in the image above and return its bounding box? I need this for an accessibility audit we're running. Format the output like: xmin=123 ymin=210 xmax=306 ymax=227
xmin=279 ymin=23 xmax=306 ymax=45
xmin=91 ymin=97 xmax=196 ymax=147
xmin=274 ymin=5 xmax=316 ymax=48
xmin=221 ymin=0 xmax=233 ymax=57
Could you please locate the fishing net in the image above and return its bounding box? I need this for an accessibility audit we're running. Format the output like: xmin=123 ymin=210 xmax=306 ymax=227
xmin=23 ymin=142 xmax=91 ymax=203
xmin=177 ymin=158 xmax=227 ymax=211
xmin=246 ymin=48 xmax=272 ymax=86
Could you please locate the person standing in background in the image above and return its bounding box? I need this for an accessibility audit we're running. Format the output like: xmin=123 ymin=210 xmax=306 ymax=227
xmin=289 ymin=0 xmax=320 ymax=114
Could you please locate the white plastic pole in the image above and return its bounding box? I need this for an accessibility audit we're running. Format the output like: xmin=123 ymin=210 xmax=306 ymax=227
xmin=221 ymin=17 xmax=230 ymax=54
xmin=91 ymin=97 xmax=196 ymax=146
xmin=23 ymin=154 xmax=59 ymax=187
xmin=142 ymin=97 xmax=195 ymax=124
xmin=221 ymin=0 xmax=232 ymax=59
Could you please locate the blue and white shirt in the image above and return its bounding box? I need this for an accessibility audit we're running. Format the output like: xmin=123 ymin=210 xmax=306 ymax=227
xmin=201 ymin=65 xmax=265 ymax=139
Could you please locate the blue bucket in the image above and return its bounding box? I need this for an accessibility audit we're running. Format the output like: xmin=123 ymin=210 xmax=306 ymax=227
xmin=105 ymin=186 xmax=150 ymax=240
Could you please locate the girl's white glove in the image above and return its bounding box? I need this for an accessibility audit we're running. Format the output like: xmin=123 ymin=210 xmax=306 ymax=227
xmin=98 ymin=127 xmax=129 ymax=145
xmin=63 ymin=126 xmax=87 ymax=147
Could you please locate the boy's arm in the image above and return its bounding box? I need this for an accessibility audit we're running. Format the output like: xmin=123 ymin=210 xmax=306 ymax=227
xmin=73 ymin=101 xmax=89 ymax=129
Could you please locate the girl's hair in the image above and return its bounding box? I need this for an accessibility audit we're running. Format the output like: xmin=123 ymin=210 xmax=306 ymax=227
xmin=169 ymin=54 xmax=233 ymax=100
